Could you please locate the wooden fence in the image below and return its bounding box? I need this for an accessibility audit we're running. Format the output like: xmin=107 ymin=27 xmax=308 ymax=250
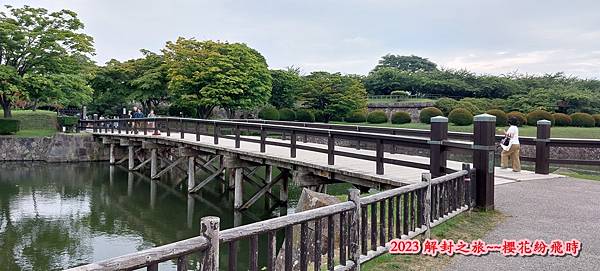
xmin=67 ymin=168 xmax=474 ymax=271
xmin=231 ymin=119 xmax=600 ymax=171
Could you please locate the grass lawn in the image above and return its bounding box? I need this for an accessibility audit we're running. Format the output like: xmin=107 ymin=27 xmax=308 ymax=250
xmin=10 ymin=129 xmax=57 ymax=138
xmin=1 ymin=110 xmax=58 ymax=137
xmin=333 ymin=122 xmax=600 ymax=139
xmin=1 ymin=109 xmax=58 ymax=130
xmin=362 ymin=210 xmax=505 ymax=271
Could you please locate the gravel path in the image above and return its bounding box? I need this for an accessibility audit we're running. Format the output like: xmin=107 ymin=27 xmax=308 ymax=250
xmin=447 ymin=177 xmax=600 ymax=270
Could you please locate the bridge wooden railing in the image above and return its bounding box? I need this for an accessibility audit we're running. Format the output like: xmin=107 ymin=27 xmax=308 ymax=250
xmin=230 ymin=119 xmax=600 ymax=171
xmin=79 ymin=115 xmax=496 ymax=209
xmin=67 ymin=166 xmax=474 ymax=271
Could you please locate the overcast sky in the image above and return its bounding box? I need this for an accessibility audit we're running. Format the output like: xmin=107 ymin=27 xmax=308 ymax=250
xmin=4 ymin=0 xmax=600 ymax=78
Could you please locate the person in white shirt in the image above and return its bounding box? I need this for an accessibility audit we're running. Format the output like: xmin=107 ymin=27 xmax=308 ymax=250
xmin=501 ymin=117 xmax=521 ymax=172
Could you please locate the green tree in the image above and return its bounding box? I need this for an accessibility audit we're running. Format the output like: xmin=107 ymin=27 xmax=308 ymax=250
xmin=269 ymin=68 xmax=303 ymax=108
xmin=0 ymin=5 xmax=94 ymax=117
xmin=124 ymin=50 xmax=168 ymax=112
xmin=374 ymin=54 xmax=437 ymax=72
xmin=88 ymin=60 xmax=130 ymax=116
xmin=301 ymin=71 xmax=367 ymax=121
xmin=163 ymin=38 xmax=271 ymax=118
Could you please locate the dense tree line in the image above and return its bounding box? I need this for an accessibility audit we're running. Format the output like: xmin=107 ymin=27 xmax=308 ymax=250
xmin=2 ymin=5 xmax=600 ymax=120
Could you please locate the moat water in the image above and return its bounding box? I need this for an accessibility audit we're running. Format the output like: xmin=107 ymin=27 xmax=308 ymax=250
xmin=0 ymin=162 xmax=289 ymax=270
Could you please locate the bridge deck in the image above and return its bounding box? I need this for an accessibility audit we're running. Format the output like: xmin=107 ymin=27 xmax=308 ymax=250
xmin=92 ymin=130 xmax=563 ymax=187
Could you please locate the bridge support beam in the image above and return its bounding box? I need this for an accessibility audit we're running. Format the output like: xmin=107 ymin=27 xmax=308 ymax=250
xmin=188 ymin=157 xmax=195 ymax=192
xmin=128 ymin=146 xmax=135 ymax=171
xmin=234 ymin=168 xmax=244 ymax=209
xmin=109 ymin=144 xmax=115 ymax=165
xmin=473 ymin=114 xmax=496 ymax=211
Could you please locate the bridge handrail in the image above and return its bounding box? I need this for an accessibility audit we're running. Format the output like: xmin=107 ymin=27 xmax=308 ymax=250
xmin=66 ymin=166 xmax=472 ymax=270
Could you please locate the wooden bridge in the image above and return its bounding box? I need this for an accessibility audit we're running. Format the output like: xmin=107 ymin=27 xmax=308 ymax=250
xmin=64 ymin=114 xmax=598 ymax=270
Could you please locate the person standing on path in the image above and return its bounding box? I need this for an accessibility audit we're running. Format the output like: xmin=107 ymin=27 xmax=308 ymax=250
xmin=148 ymin=110 xmax=161 ymax=135
xmin=501 ymin=117 xmax=521 ymax=172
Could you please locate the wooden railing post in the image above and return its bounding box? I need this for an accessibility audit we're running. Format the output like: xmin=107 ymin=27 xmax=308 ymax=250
xmin=328 ymin=132 xmax=334 ymax=165
xmin=422 ymin=173 xmax=432 ymax=239
xmin=201 ymin=216 xmax=220 ymax=271
xmin=290 ymin=130 xmax=297 ymax=158
xmin=166 ymin=118 xmax=170 ymax=136
xmin=154 ymin=118 xmax=159 ymax=135
xmin=260 ymin=125 xmax=266 ymax=153
xmin=535 ymin=120 xmax=551 ymax=174
xmin=235 ymin=124 xmax=240 ymax=148
xmin=143 ymin=119 xmax=147 ymax=135
xmin=473 ymin=114 xmax=496 ymax=210
xmin=180 ymin=118 xmax=184 ymax=139
xmin=429 ymin=116 xmax=448 ymax=178
xmin=196 ymin=121 xmax=201 ymax=141
xmin=92 ymin=114 xmax=98 ymax=132
xmin=348 ymin=189 xmax=361 ymax=271
xmin=213 ymin=121 xmax=219 ymax=144
xmin=376 ymin=139 xmax=384 ymax=175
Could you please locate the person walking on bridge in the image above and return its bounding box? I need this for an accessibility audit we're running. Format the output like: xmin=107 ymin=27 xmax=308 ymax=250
xmin=501 ymin=117 xmax=521 ymax=172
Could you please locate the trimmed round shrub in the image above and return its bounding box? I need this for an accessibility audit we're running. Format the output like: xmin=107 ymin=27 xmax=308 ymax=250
xmin=278 ymin=108 xmax=296 ymax=121
xmin=295 ymin=109 xmax=315 ymax=122
xmin=258 ymin=107 xmax=280 ymax=120
xmin=0 ymin=119 xmax=20 ymax=135
xmin=455 ymin=101 xmax=481 ymax=115
xmin=448 ymin=108 xmax=473 ymax=126
xmin=552 ymin=113 xmax=572 ymax=127
xmin=527 ymin=110 xmax=554 ymax=126
xmin=570 ymin=113 xmax=595 ymax=127
xmin=593 ymin=114 xmax=600 ymax=127
xmin=434 ymin=98 xmax=458 ymax=116
xmin=390 ymin=90 xmax=409 ymax=97
xmin=391 ymin=111 xmax=412 ymax=124
xmin=419 ymin=107 xmax=443 ymax=124
xmin=507 ymin=111 xmax=527 ymax=127
xmin=345 ymin=110 xmax=367 ymax=123
xmin=367 ymin=111 xmax=388 ymax=124
xmin=485 ymin=109 xmax=507 ymax=126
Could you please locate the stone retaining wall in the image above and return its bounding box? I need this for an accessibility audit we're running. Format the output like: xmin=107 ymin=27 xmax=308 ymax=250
xmin=0 ymin=133 xmax=112 ymax=162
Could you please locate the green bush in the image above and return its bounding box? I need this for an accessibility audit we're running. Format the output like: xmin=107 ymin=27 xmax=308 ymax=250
xmin=391 ymin=111 xmax=412 ymax=124
xmin=390 ymin=90 xmax=409 ymax=97
xmin=461 ymin=98 xmax=492 ymax=113
xmin=552 ymin=113 xmax=572 ymax=127
xmin=448 ymin=108 xmax=473 ymax=126
xmin=345 ymin=110 xmax=367 ymax=123
xmin=506 ymin=111 xmax=527 ymax=127
xmin=367 ymin=111 xmax=388 ymax=124
xmin=295 ymin=109 xmax=315 ymax=122
xmin=419 ymin=107 xmax=443 ymax=124
xmin=455 ymin=101 xmax=481 ymax=115
xmin=278 ymin=108 xmax=296 ymax=121
xmin=58 ymin=116 xmax=79 ymax=126
xmin=527 ymin=110 xmax=554 ymax=126
xmin=258 ymin=106 xmax=280 ymax=120
xmin=314 ymin=110 xmax=328 ymax=123
xmin=434 ymin=98 xmax=458 ymax=116
xmin=168 ymin=104 xmax=197 ymax=117
xmin=0 ymin=119 xmax=20 ymax=135
xmin=570 ymin=113 xmax=595 ymax=127
xmin=593 ymin=114 xmax=600 ymax=127
xmin=486 ymin=109 xmax=507 ymax=126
